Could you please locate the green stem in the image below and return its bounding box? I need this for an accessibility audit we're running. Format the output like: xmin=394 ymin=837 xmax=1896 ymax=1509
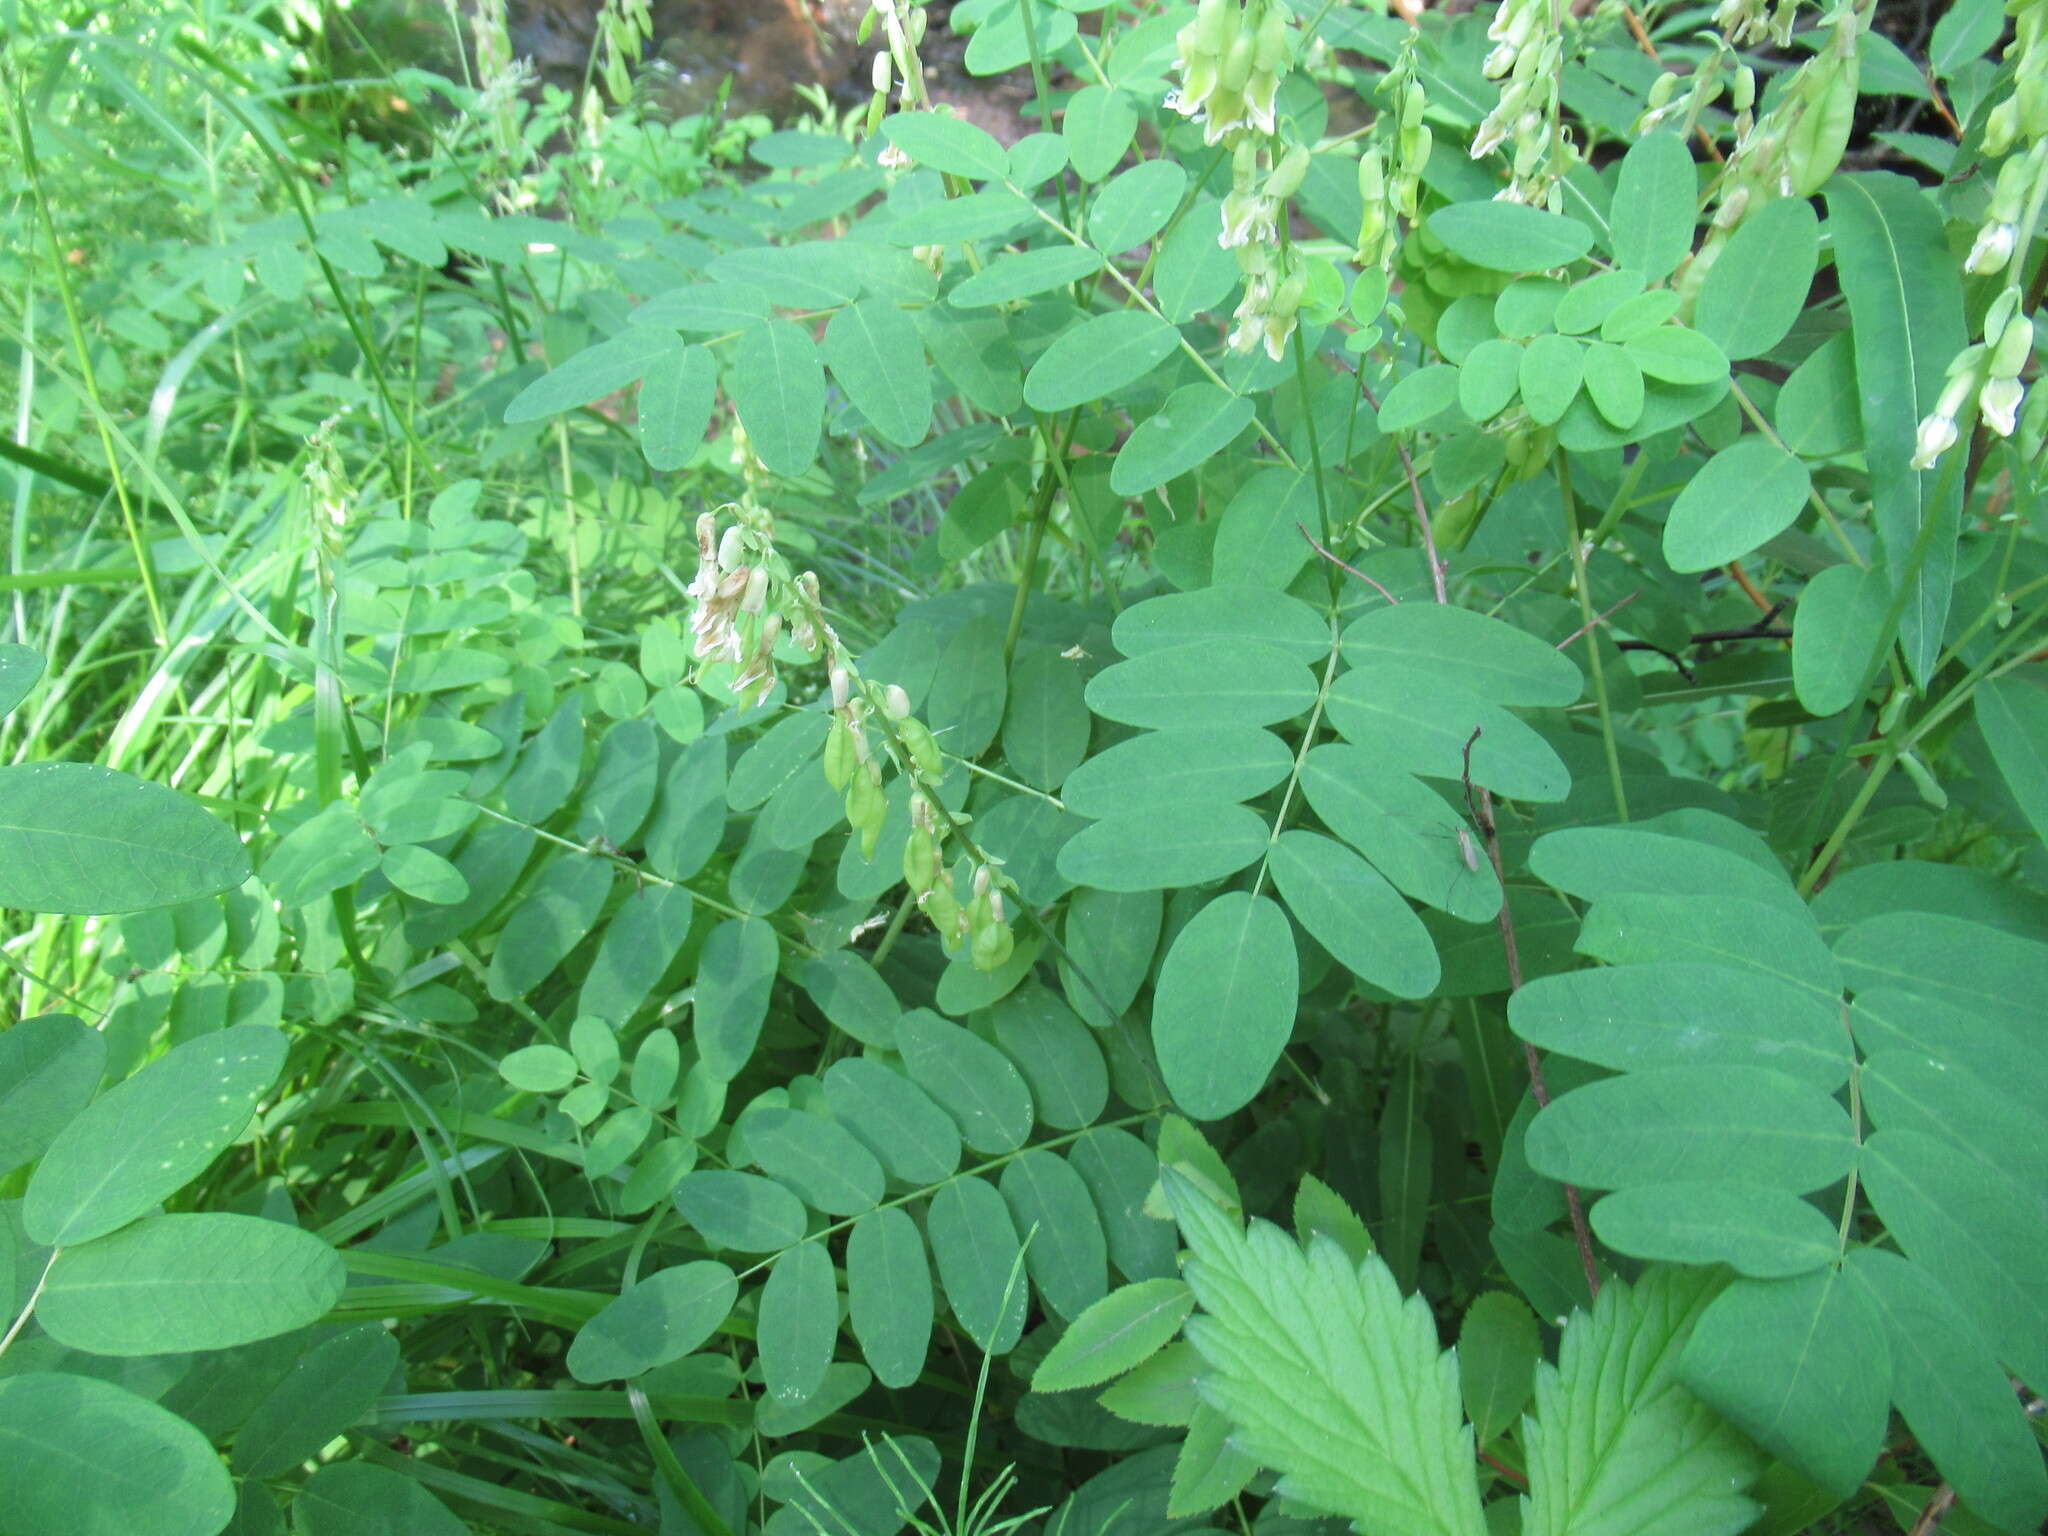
xmin=1558 ymin=456 xmax=1629 ymax=822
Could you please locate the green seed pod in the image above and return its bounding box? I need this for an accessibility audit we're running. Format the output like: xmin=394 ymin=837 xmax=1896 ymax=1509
xmin=899 ymin=716 xmax=945 ymax=781
xmin=903 ymin=824 xmax=937 ymax=893
xmin=921 ymin=881 xmax=960 ymax=939
xmin=1266 ymin=144 xmax=1312 ymax=201
xmin=971 ymin=919 xmax=1014 ymax=973
xmin=823 ymin=717 xmax=856 ymax=791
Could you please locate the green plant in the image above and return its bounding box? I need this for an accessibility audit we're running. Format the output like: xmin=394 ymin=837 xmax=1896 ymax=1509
xmin=3 ymin=0 xmax=2047 ymax=1531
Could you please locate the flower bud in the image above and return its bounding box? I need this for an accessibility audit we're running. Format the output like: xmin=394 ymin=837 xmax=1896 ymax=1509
xmin=903 ymin=824 xmax=937 ymax=891
xmin=883 ymin=683 xmax=912 ymax=720
xmin=1991 ymin=312 xmax=2035 ymax=380
xmin=1266 ymin=144 xmax=1311 ymax=201
xmin=823 ymin=716 xmax=856 ymax=791
xmin=1981 ymin=375 xmax=2025 ymax=438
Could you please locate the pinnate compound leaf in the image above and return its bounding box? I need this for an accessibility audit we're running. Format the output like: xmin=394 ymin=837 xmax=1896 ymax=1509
xmin=822 ymin=299 xmax=932 ymax=449
xmin=1024 ymin=310 xmax=1178 ymax=413
xmin=1975 ymin=677 xmax=2048 ymax=850
xmin=760 ymin=1240 xmax=838 ymax=1407
xmin=0 ymin=641 xmax=43 ymax=718
xmin=1033 ymin=1278 xmax=1194 ymax=1393
xmin=1859 ymin=1128 xmax=2048 ymax=1390
xmin=746 ymin=1107 xmax=885 ymax=1216
xmin=895 ymin=1011 xmax=1034 ymax=1154
xmin=1112 ymin=383 xmax=1255 ymax=496
xmin=0 ymin=1371 xmax=234 ymax=1536
xmin=1679 ymin=1267 xmax=1889 ymax=1499
xmin=1693 ymin=196 xmax=1818 ymax=361
xmin=847 ymin=1207 xmax=934 ymax=1389
xmin=1166 ymin=1173 xmax=1487 ymax=1536
xmin=1153 ymin=892 xmax=1296 ymax=1122
xmin=503 ymin=326 xmax=675 ymax=423
xmin=880 ymin=111 xmax=1008 ymax=179
xmin=927 ymin=1175 xmax=1028 ymax=1354
xmin=0 ymin=1013 xmax=105 ymax=1179
xmin=1610 ymin=131 xmax=1697 ymax=281
xmin=729 ymin=319 xmax=825 ymax=477
xmin=39 ymin=1213 xmax=345 ymax=1354
xmin=295 ymin=1461 xmax=465 ymax=1536
xmin=1428 ymin=200 xmax=1593 ymax=272
xmin=1662 ymin=437 xmax=1813 ymax=572
xmin=1590 ymin=1183 xmax=1839 ymax=1277
xmin=1844 ymin=1248 xmax=2048 ymax=1534
xmin=0 ymin=762 xmax=251 ymax=915
xmin=1268 ymin=830 xmax=1438 ymax=1000
xmin=233 ymin=1323 xmax=399 ymax=1477
xmin=567 ymin=1260 xmax=737 ymax=1382
xmin=1522 ymin=1266 xmax=1760 ymax=1536
xmin=26 ymin=1023 xmax=285 ymax=1247
xmin=1526 ymin=1066 xmax=1856 ymax=1194
xmin=1340 ymin=601 xmax=1581 ymax=707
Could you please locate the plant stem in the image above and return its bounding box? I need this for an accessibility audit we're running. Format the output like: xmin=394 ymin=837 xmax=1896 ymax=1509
xmin=1558 ymin=456 xmax=1629 ymax=822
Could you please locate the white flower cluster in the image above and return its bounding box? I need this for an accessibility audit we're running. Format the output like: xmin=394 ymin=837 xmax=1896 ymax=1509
xmin=1912 ymin=290 xmax=2037 ymax=470
xmin=1472 ymin=0 xmax=1576 ymax=209
xmin=1354 ymin=45 xmax=1430 ymax=275
xmin=1164 ymin=0 xmax=1294 ymax=146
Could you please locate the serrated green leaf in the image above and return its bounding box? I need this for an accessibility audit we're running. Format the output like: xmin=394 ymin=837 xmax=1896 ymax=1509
xmin=40 ymin=1213 xmax=345 ymax=1354
xmin=1152 ymin=892 xmax=1296 ymax=1121
xmin=1167 ymin=1176 xmax=1488 ymax=1536
xmin=25 ymin=1024 xmax=284 ymax=1247
xmin=1523 ymin=1266 xmax=1760 ymax=1536
xmin=567 ymin=1261 xmax=737 ymax=1382
xmin=847 ymin=1208 xmax=934 ymax=1390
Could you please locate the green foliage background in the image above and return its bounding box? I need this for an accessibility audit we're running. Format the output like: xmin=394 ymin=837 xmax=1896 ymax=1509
xmin=1 ymin=0 xmax=2045 ymax=1533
